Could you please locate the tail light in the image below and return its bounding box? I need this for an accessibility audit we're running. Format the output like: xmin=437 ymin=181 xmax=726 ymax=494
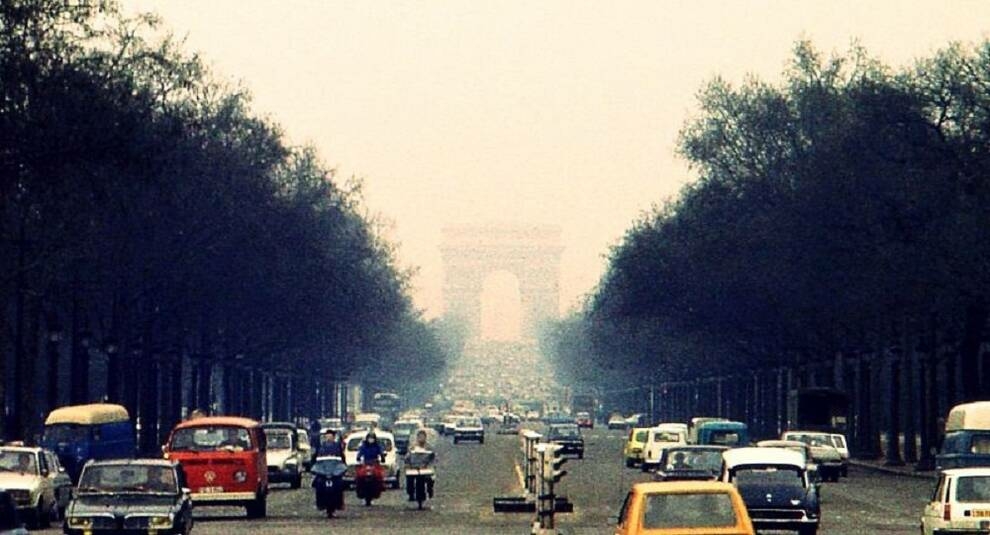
xmin=944 ymin=503 xmax=952 ymax=521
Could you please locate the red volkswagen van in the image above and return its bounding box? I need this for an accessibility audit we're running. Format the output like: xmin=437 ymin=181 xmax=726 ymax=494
xmin=163 ymin=416 xmax=268 ymax=518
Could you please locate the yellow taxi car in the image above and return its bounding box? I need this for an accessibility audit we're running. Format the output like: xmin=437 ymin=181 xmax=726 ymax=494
xmin=624 ymin=428 xmax=650 ymax=468
xmin=611 ymin=481 xmax=755 ymax=535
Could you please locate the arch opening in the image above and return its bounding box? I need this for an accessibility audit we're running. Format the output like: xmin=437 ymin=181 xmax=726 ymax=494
xmin=479 ymin=270 xmax=522 ymax=342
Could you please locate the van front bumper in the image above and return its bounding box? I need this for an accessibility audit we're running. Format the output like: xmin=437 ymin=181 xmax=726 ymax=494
xmin=190 ymin=491 xmax=257 ymax=503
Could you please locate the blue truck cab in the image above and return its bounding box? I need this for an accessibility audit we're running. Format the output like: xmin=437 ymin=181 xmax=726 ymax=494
xmin=697 ymin=420 xmax=749 ymax=447
xmin=937 ymin=401 xmax=990 ymax=471
xmin=41 ymin=403 xmax=134 ymax=483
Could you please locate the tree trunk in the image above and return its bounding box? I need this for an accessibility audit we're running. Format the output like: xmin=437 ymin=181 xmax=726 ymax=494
xmin=961 ymin=301 xmax=988 ymax=401
xmin=885 ymin=356 xmax=904 ymax=465
xmin=903 ymin=333 xmax=918 ymax=463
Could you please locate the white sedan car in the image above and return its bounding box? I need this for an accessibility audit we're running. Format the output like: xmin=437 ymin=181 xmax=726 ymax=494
xmin=922 ymin=467 xmax=990 ymax=534
xmin=0 ymin=446 xmax=61 ymax=529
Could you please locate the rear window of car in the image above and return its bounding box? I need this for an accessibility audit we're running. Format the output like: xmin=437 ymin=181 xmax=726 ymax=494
xmin=641 ymin=492 xmax=737 ymax=529
xmin=955 ymin=476 xmax=990 ymax=502
xmin=654 ymin=432 xmax=682 ymax=442
xmin=346 ymin=437 xmax=393 ymax=452
xmin=732 ymin=466 xmax=804 ymax=488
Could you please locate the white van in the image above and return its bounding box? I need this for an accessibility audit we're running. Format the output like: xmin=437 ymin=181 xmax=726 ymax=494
xmin=640 ymin=424 xmax=688 ymax=472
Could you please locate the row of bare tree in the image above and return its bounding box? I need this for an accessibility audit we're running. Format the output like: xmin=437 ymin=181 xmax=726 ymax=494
xmin=0 ymin=1 xmax=450 ymax=450
xmin=544 ymin=41 xmax=990 ymax=465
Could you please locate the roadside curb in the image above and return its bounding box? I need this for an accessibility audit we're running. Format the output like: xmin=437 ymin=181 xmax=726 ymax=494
xmin=849 ymin=459 xmax=937 ymax=480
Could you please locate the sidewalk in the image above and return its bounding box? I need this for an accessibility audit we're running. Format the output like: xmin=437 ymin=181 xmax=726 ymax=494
xmin=848 ymin=458 xmax=937 ymax=480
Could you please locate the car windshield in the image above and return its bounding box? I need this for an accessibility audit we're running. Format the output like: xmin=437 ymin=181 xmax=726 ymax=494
xmin=0 ymin=450 xmax=37 ymax=474
xmin=733 ymin=466 xmax=804 ymax=488
xmin=634 ymin=430 xmax=648 ymax=442
xmin=266 ymin=431 xmax=292 ymax=450
xmin=393 ymin=423 xmax=418 ymax=434
xmin=78 ymin=465 xmax=177 ymax=494
xmin=169 ymin=426 xmax=253 ymax=451
xmin=663 ymin=449 xmax=723 ymax=471
xmin=956 ymin=476 xmax=990 ymax=502
xmin=641 ymin=492 xmax=737 ymax=529
xmin=830 ymin=435 xmax=846 ymax=448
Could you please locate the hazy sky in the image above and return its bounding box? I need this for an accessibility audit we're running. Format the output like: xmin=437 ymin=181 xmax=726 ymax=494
xmin=127 ymin=1 xmax=990 ymax=318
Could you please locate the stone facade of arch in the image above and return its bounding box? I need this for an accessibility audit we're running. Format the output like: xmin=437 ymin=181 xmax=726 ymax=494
xmin=441 ymin=225 xmax=562 ymax=340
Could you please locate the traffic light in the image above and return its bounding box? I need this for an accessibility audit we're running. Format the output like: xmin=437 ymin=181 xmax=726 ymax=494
xmin=541 ymin=443 xmax=568 ymax=483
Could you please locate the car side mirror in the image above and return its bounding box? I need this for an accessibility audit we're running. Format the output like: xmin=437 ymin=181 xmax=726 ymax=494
xmin=58 ymin=466 xmax=66 ymax=473
xmin=161 ymin=444 xmax=167 ymax=454
xmin=181 ymin=487 xmax=191 ymax=495
xmin=40 ymin=468 xmax=49 ymax=477
xmin=607 ymin=515 xmax=620 ymax=526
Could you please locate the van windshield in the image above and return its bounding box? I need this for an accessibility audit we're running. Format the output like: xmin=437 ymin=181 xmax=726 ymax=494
xmin=170 ymin=426 xmax=253 ymax=452
xmin=709 ymin=431 xmax=741 ymax=446
xmin=44 ymin=424 xmax=91 ymax=443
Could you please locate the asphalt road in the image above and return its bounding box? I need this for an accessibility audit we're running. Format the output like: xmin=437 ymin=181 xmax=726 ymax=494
xmin=36 ymin=425 xmax=934 ymax=534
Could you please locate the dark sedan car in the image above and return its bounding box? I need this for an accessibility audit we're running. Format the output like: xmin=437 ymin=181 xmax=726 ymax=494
xmin=654 ymin=445 xmax=727 ymax=481
xmin=64 ymin=459 xmax=193 ymax=535
xmin=722 ymin=448 xmax=820 ymax=535
xmin=546 ymin=424 xmax=584 ymax=459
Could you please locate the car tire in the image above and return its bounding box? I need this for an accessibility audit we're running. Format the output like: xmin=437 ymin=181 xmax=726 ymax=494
xmin=38 ymin=502 xmax=51 ymax=529
xmin=291 ymin=473 xmax=302 ymax=489
xmin=246 ymin=493 xmax=267 ymax=519
xmin=453 ymin=437 xmax=460 ymax=444
xmin=625 ymin=458 xmax=634 ymax=468
xmin=799 ymin=525 xmax=818 ymax=535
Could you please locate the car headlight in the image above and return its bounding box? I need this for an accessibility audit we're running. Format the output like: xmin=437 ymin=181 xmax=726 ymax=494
xmin=233 ymin=470 xmax=248 ymax=482
xmin=149 ymin=515 xmax=173 ymax=528
xmin=68 ymin=517 xmax=92 ymax=529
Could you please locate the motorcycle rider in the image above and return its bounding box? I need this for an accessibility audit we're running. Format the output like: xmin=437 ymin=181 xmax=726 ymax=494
xmin=357 ymin=432 xmax=385 ymax=464
xmin=405 ymin=429 xmax=435 ymax=501
xmin=317 ymin=429 xmax=343 ymax=457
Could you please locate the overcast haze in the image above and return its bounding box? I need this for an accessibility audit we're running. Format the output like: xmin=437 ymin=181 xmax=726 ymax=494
xmin=127 ymin=1 xmax=990 ymax=318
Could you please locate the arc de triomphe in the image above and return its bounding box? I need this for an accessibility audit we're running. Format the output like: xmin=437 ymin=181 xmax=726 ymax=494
xmin=441 ymin=224 xmax=563 ymax=340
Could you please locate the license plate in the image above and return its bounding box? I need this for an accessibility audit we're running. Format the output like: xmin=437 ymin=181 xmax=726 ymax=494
xmin=974 ymin=510 xmax=990 ymax=518
xmin=199 ymin=486 xmax=224 ymax=494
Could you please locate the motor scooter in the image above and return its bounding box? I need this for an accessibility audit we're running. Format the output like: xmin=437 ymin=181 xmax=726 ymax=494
xmin=354 ymin=460 xmax=385 ymax=506
xmin=404 ymin=449 xmax=436 ymax=510
xmin=311 ymin=456 xmax=347 ymax=518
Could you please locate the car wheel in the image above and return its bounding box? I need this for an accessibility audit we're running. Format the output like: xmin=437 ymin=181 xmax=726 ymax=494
xmin=38 ymin=502 xmax=51 ymax=529
xmin=246 ymin=493 xmax=267 ymax=518
xmin=625 ymin=458 xmax=634 ymax=468
xmin=799 ymin=525 xmax=818 ymax=535
xmin=578 ymin=452 xmax=584 ymax=460
xmin=453 ymin=437 xmax=459 ymax=444
xmin=291 ymin=474 xmax=302 ymax=489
